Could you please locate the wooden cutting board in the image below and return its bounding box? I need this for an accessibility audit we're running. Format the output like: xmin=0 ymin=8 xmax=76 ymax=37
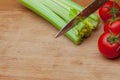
xmin=0 ymin=0 xmax=120 ymax=80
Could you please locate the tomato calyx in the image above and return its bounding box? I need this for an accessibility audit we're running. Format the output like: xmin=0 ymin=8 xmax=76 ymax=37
xmin=106 ymin=2 xmax=120 ymax=22
xmin=107 ymin=29 xmax=120 ymax=44
xmin=107 ymin=31 xmax=120 ymax=52
xmin=107 ymin=33 xmax=120 ymax=44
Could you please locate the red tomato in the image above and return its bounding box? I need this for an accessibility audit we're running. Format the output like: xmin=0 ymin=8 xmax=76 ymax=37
xmin=98 ymin=32 xmax=120 ymax=59
xmin=104 ymin=19 xmax=120 ymax=34
xmin=99 ymin=1 xmax=120 ymax=22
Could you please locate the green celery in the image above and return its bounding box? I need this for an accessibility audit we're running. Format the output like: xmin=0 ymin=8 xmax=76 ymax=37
xmin=19 ymin=0 xmax=100 ymax=44
xmin=51 ymin=0 xmax=100 ymax=29
xmin=39 ymin=0 xmax=71 ymax=22
xmin=58 ymin=0 xmax=100 ymax=22
xmin=19 ymin=0 xmax=84 ymax=44
xmin=19 ymin=0 xmax=68 ymax=30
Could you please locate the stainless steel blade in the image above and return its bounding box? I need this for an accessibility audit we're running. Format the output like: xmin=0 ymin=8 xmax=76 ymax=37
xmin=55 ymin=0 xmax=109 ymax=38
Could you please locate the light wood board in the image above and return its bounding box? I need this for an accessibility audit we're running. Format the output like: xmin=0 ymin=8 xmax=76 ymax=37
xmin=0 ymin=0 xmax=120 ymax=80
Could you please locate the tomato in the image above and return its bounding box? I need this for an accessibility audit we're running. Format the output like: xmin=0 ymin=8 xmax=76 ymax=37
xmin=104 ymin=19 xmax=120 ymax=34
xmin=99 ymin=1 xmax=120 ymax=22
xmin=98 ymin=32 xmax=120 ymax=59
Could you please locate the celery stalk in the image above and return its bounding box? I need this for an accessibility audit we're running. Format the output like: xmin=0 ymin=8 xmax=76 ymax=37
xmin=39 ymin=0 xmax=71 ymax=22
xmin=19 ymin=0 xmax=66 ymax=30
xmin=19 ymin=0 xmax=100 ymax=44
xmin=58 ymin=0 xmax=100 ymax=22
xmin=50 ymin=0 xmax=100 ymax=29
xmin=19 ymin=0 xmax=83 ymax=44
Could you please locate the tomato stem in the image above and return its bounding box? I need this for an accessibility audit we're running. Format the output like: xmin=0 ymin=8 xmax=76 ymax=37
xmin=108 ymin=29 xmax=120 ymax=44
xmin=106 ymin=1 xmax=120 ymax=23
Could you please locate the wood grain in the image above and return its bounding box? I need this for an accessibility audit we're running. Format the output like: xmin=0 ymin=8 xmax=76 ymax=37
xmin=0 ymin=0 xmax=120 ymax=80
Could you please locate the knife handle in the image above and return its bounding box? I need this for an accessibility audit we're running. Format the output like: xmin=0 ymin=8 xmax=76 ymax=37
xmin=79 ymin=0 xmax=109 ymax=18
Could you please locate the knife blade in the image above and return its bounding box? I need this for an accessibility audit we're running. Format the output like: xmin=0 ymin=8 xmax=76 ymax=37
xmin=55 ymin=0 xmax=109 ymax=38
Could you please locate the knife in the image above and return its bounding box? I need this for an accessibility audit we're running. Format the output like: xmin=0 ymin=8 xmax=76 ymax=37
xmin=55 ymin=0 xmax=109 ymax=38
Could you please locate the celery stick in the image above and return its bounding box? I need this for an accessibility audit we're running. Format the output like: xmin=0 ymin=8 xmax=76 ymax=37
xmin=19 ymin=0 xmax=66 ymax=30
xmin=19 ymin=0 xmax=100 ymax=44
xmin=19 ymin=0 xmax=84 ymax=44
xmin=52 ymin=0 xmax=100 ymax=29
xmin=59 ymin=0 xmax=100 ymax=22
xmin=39 ymin=0 xmax=71 ymax=22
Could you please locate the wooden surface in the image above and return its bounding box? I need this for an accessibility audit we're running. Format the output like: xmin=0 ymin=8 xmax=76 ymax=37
xmin=0 ymin=0 xmax=120 ymax=80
